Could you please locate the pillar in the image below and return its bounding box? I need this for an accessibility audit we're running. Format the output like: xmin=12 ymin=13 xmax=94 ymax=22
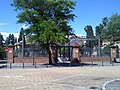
xmin=7 ymin=45 xmax=14 ymax=63
xmin=111 ymin=46 xmax=117 ymax=62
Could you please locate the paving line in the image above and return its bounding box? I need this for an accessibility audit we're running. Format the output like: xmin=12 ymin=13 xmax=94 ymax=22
xmin=15 ymin=74 xmax=84 ymax=90
xmin=0 ymin=75 xmax=26 ymax=81
xmin=16 ymin=82 xmax=85 ymax=90
xmin=49 ymin=74 xmax=84 ymax=83
xmin=48 ymin=82 xmax=86 ymax=89
xmin=15 ymin=73 xmax=111 ymax=90
xmin=15 ymin=82 xmax=47 ymax=90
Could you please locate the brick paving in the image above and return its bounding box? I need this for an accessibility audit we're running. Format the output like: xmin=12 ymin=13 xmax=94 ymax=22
xmin=0 ymin=66 xmax=120 ymax=90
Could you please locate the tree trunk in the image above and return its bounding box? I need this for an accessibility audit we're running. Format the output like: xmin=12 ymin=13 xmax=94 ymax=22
xmin=47 ymin=43 xmax=52 ymax=65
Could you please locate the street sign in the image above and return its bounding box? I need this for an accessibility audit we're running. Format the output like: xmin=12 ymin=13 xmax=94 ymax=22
xmin=4 ymin=48 xmax=9 ymax=52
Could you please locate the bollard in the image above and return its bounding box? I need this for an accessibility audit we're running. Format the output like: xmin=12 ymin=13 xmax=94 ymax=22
xmin=80 ymin=62 xmax=82 ymax=67
xmin=110 ymin=59 xmax=112 ymax=64
xmin=92 ymin=61 xmax=93 ymax=67
xmin=6 ymin=62 xmax=7 ymax=68
xmin=102 ymin=61 xmax=104 ymax=66
xmin=47 ymin=63 xmax=48 ymax=68
xmin=23 ymin=62 xmax=24 ymax=68
xmin=10 ymin=63 xmax=12 ymax=69
xmin=70 ymin=63 xmax=72 ymax=67
xmin=35 ymin=63 xmax=37 ymax=68
xmin=58 ymin=62 xmax=60 ymax=67
xmin=112 ymin=61 xmax=113 ymax=66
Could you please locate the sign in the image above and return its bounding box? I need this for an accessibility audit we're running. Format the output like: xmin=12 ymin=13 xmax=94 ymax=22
xmin=4 ymin=48 xmax=9 ymax=52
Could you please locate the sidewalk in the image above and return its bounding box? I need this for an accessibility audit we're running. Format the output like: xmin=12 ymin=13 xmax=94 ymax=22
xmin=0 ymin=66 xmax=120 ymax=90
xmin=5 ymin=61 xmax=120 ymax=69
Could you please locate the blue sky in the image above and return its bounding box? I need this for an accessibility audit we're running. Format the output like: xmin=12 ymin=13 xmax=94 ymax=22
xmin=0 ymin=0 xmax=120 ymax=38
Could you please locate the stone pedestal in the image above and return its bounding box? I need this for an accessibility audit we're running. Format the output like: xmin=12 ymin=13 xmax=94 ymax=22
xmin=111 ymin=46 xmax=117 ymax=62
xmin=7 ymin=45 xmax=14 ymax=63
xmin=72 ymin=42 xmax=81 ymax=59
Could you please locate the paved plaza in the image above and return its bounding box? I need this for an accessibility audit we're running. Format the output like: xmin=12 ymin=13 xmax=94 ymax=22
xmin=0 ymin=66 xmax=120 ymax=90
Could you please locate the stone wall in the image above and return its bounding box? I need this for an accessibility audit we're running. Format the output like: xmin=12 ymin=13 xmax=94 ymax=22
xmin=8 ymin=57 xmax=49 ymax=64
xmin=81 ymin=57 xmax=110 ymax=62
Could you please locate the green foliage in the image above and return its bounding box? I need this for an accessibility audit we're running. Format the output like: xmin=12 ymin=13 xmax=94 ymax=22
xmin=100 ymin=13 xmax=120 ymax=42
xmin=38 ymin=20 xmax=65 ymax=43
xmin=0 ymin=33 xmax=4 ymax=45
xmin=12 ymin=0 xmax=76 ymax=46
xmin=12 ymin=0 xmax=76 ymax=64
xmin=102 ymin=44 xmax=111 ymax=55
xmin=95 ymin=24 xmax=103 ymax=38
xmin=5 ymin=34 xmax=17 ymax=45
xmin=0 ymin=46 xmax=7 ymax=52
xmin=107 ymin=13 xmax=120 ymax=41
xmin=0 ymin=46 xmax=4 ymax=52
xmin=84 ymin=25 xmax=96 ymax=47
xmin=61 ymin=47 xmax=69 ymax=54
xmin=102 ymin=17 xmax=108 ymax=27
xmin=18 ymin=28 xmax=25 ymax=42
xmin=84 ymin=25 xmax=94 ymax=38
xmin=95 ymin=17 xmax=108 ymax=41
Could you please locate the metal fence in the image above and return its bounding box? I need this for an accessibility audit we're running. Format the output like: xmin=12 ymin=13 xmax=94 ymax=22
xmin=81 ymin=47 xmax=111 ymax=57
xmin=14 ymin=47 xmax=48 ymax=58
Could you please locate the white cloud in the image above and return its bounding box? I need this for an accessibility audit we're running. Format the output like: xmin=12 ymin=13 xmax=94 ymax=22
xmin=0 ymin=32 xmax=19 ymax=39
xmin=0 ymin=23 xmax=8 ymax=26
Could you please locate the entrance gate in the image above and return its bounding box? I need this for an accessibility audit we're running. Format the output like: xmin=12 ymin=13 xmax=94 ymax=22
xmin=51 ymin=45 xmax=81 ymax=66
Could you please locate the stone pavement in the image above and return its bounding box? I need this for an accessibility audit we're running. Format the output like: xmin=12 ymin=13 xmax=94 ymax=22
xmin=0 ymin=66 xmax=120 ymax=90
xmin=103 ymin=79 xmax=120 ymax=90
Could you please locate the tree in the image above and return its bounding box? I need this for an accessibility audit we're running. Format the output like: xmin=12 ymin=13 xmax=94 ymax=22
xmin=96 ymin=17 xmax=108 ymax=41
xmin=102 ymin=44 xmax=111 ymax=56
xmin=84 ymin=25 xmax=96 ymax=48
xmin=0 ymin=33 xmax=5 ymax=53
xmin=5 ymin=34 xmax=17 ymax=45
xmin=100 ymin=14 xmax=120 ymax=42
xmin=18 ymin=28 xmax=25 ymax=42
xmin=95 ymin=24 xmax=103 ymax=44
xmin=106 ymin=13 xmax=120 ymax=42
xmin=0 ymin=33 xmax=4 ymax=45
xmin=12 ymin=0 xmax=76 ymax=64
xmin=102 ymin=17 xmax=108 ymax=27
xmin=95 ymin=16 xmax=109 ymax=46
xmin=84 ymin=25 xmax=94 ymax=38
